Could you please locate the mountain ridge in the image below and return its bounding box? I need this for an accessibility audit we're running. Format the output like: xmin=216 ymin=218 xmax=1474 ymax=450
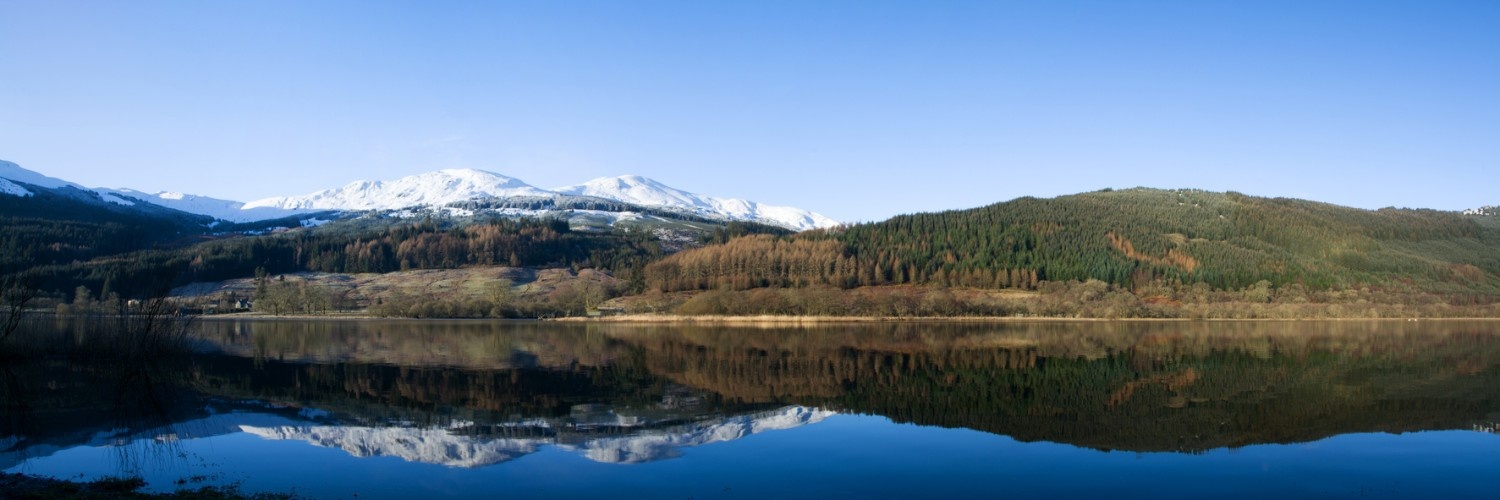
xmin=555 ymin=175 xmax=840 ymax=231
xmin=0 ymin=161 xmax=838 ymax=231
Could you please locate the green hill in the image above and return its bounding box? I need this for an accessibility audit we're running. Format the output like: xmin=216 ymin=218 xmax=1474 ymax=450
xmin=644 ymin=188 xmax=1500 ymax=296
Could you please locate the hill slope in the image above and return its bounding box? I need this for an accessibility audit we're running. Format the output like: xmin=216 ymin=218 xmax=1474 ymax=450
xmin=643 ymin=188 xmax=1500 ymax=295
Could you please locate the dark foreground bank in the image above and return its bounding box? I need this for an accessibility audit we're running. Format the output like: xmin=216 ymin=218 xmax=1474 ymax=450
xmin=0 ymin=472 xmax=294 ymax=499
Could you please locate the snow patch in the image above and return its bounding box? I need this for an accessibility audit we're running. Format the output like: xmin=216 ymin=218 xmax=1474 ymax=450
xmin=98 ymin=193 xmax=135 ymax=206
xmin=0 ymin=178 xmax=32 ymax=197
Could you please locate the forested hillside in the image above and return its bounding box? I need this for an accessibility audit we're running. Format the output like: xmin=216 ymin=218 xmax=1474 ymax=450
xmin=644 ymin=188 xmax=1500 ymax=296
xmin=13 ymin=217 xmax=667 ymax=296
xmin=0 ymin=186 xmax=210 ymax=277
xmin=8 ymin=186 xmax=1498 ymax=317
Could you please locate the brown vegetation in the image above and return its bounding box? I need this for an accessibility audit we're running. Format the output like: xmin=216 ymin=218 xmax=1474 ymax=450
xmin=605 ymin=279 xmax=1500 ymax=319
xmin=1106 ymin=231 xmax=1198 ymax=272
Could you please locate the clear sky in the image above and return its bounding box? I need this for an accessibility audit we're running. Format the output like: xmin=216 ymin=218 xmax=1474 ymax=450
xmin=2 ymin=1 xmax=1496 ymax=222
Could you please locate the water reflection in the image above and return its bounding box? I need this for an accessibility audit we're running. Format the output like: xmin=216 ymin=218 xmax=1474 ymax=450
xmin=240 ymin=405 xmax=832 ymax=466
xmin=1 ymin=316 xmax=210 ymax=475
xmin=195 ymin=319 xmax=1500 ymax=452
xmin=5 ymin=319 xmax=1500 ymax=492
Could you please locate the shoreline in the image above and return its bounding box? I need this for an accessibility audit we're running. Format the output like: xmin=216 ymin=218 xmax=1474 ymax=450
xmin=33 ymin=311 xmax=1500 ymax=323
xmin=0 ymin=472 xmax=282 ymax=499
xmin=548 ymin=314 xmax=1500 ymax=324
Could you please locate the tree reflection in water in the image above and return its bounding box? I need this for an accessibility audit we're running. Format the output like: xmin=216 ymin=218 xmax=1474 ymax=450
xmin=6 ymin=319 xmax=1500 ymax=472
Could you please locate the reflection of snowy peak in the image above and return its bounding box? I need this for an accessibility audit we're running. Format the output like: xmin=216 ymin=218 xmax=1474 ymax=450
xmin=556 ymin=175 xmax=840 ymax=231
xmin=565 ymin=406 xmax=837 ymax=464
xmin=244 ymin=169 xmax=553 ymax=211
xmin=241 ymin=425 xmax=547 ymax=468
xmin=239 ymin=406 xmax=834 ymax=468
xmin=0 ymin=409 xmax=305 ymax=470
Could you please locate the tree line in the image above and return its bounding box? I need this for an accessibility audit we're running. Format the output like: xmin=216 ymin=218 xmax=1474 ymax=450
xmin=13 ymin=217 xmax=666 ymax=299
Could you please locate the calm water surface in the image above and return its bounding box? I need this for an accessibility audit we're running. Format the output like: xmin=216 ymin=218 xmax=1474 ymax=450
xmin=4 ymin=319 xmax=1500 ymax=498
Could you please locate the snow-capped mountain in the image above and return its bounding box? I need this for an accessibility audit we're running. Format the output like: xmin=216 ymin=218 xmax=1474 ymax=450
xmin=556 ymin=175 xmax=840 ymax=231
xmin=1 ymin=160 xmax=840 ymax=231
xmin=93 ymin=188 xmax=304 ymax=222
xmin=242 ymin=169 xmax=838 ymax=230
xmin=0 ymin=159 xmax=85 ymax=193
xmin=0 ymin=160 xmax=305 ymax=222
xmin=243 ymin=169 xmax=554 ymax=212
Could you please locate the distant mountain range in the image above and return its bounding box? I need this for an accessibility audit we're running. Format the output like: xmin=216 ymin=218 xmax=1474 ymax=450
xmin=0 ymin=160 xmax=838 ymax=231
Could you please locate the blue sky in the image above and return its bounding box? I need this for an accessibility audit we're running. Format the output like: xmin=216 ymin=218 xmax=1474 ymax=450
xmin=2 ymin=1 xmax=1496 ymax=222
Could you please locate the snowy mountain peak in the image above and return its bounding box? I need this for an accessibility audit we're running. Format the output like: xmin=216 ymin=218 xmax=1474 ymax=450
xmin=236 ymin=168 xmax=839 ymax=230
xmin=556 ymin=175 xmax=705 ymax=209
xmin=2 ymin=159 xmax=840 ymax=230
xmin=0 ymin=160 xmax=84 ymax=191
xmin=243 ymin=168 xmax=553 ymax=211
xmin=556 ymin=175 xmax=840 ymax=231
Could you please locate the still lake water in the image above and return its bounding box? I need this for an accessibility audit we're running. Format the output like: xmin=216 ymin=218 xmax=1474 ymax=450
xmin=5 ymin=319 xmax=1500 ymax=498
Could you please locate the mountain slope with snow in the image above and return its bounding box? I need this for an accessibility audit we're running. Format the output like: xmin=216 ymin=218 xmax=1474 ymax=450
xmin=556 ymin=175 xmax=840 ymax=231
xmin=2 ymin=160 xmax=839 ymax=231
xmin=242 ymin=169 xmax=839 ymax=230
xmin=243 ymin=169 xmax=553 ymax=212
xmin=0 ymin=178 xmax=30 ymax=197
xmin=0 ymin=160 xmax=83 ymax=190
xmin=94 ymin=188 xmax=304 ymax=222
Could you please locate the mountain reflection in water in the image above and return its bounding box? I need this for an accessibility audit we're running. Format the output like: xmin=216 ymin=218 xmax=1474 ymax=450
xmin=240 ymin=405 xmax=833 ymax=466
xmin=4 ymin=319 xmax=1500 ymax=494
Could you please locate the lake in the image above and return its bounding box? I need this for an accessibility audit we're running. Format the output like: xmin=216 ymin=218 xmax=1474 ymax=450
xmin=4 ymin=319 xmax=1500 ymax=498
